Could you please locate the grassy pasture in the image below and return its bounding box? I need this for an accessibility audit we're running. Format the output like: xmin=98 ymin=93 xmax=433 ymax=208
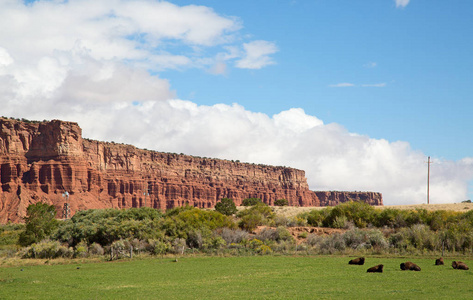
xmin=1 ymin=256 xmax=472 ymax=299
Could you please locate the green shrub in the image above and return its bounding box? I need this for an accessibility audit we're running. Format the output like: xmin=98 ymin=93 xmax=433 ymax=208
xmin=242 ymin=198 xmax=263 ymax=206
xmin=147 ymin=239 xmax=171 ymax=255
xmin=276 ymin=226 xmax=293 ymax=242
xmin=19 ymin=202 xmax=58 ymax=246
xmin=298 ymin=232 xmax=308 ymax=239
xmin=237 ymin=203 xmax=275 ymax=232
xmin=161 ymin=206 xmax=236 ymax=239
xmin=238 ymin=214 xmax=263 ymax=232
xmin=54 ymin=207 xmax=164 ymax=246
xmin=305 ymin=210 xmax=326 ymax=227
xmin=274 ymin=199 xmax=289 ymax=206
xmin=215 ymin=198 xmax=237 ymax=216
xmin=389 ymin=224 xmax=438 ymax=253
xmin=74 ymin=241 xmax=88 ymax=258
xmin=323 ymin=201 xmax=375 ymax=228
xmin=89 ymin=242 xmax=104 ymax=256
xmin=218 ymin=228 xmax=249 ymax=244
xmin=22 ymin=240 xmax=73 ymax=259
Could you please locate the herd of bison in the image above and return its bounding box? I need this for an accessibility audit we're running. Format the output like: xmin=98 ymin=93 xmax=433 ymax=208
xmin=347 ymin=257 xmax=469 ymax=273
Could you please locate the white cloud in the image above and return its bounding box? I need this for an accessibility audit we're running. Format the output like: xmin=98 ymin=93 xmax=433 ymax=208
xmin=9 ymin=98 xmax=467 ymax=206
xmin=329 ymin=83 xmax=355 ymax=88
xmin=395 ymin=0 xmax=410 ymax=8
xmin=361 ymin=83 xmax=386 ymax=87
xmin=235 ymin=40 xmax=278 ymax=69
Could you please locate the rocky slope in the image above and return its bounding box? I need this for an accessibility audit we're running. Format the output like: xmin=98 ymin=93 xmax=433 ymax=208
xmin=0 ymin=118 xmax=382 ymax=223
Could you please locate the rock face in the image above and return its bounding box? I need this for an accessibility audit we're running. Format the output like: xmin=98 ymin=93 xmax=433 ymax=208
xmin=0 ymin=118 xmax=382 ymax=223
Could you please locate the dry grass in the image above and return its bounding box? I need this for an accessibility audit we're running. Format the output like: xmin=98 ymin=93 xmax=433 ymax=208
xmin=377 ymin=202 xmax=473 ymax=212
xmin=261 ymin=202 xmax=473 ymax=218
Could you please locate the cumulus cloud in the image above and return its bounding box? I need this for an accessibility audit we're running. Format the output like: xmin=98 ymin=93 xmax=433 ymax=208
xmin=235 ymin=40 xmax=278 ymax=69
xmin=1 ymin=0 xmax=471 ymax=206
xmin=395 ymin=0 xmax=410 ymax=8
xmin=7 ymin=98 xmax=469 ymax=206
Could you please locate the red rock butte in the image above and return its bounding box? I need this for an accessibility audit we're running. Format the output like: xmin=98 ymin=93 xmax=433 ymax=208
xmin=0 ymin=118 xmax=382 ymax=223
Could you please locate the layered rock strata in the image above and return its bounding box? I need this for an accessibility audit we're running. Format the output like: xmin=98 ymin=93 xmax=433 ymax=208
xmin=0 ymin=118 xmax=382 ymax=223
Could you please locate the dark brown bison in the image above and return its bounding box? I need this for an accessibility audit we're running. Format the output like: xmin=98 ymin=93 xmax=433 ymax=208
xmin=452 ymin=261 xmax=469 ymax=270
xmin=435 ymin=258 xmax=444 ymax=265
xmin=348 ymin=257 xmax=365 ymax=265
xmin=400 ymin=261 xmax=421 ymax=271
xmin=367 ymin=264 xmax=383 ymax=273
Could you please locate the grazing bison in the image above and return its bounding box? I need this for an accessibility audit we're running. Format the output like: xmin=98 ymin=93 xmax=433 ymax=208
xmin=400 ymin=261 xmax=421 ymax=271
xmin=348 ymin=257 xmax=365 ymax=265
xmin=452 ymin=261 xmax=469 ymax=270
xmin=367 ymin=264 xmax=383 ymax=273
xmin=435 ymin=258 xmax=444 ymax=265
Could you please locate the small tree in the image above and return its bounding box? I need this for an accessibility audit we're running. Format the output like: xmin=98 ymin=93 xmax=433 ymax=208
xmin=215 ymin=198 xmax=237 ymax=216
xmin=274 ymin=199 xmax=289 ymax=206
xmin=19 ymin=202 xmax=58 ymax=246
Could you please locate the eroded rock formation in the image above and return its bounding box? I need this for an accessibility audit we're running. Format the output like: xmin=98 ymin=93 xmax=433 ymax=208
xmin=0 ymin=118 xmax=382 ymax=223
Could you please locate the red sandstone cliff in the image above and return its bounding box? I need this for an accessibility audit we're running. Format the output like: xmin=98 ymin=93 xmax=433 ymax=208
xmin=0 ymin=118 xmax=382 ymax=223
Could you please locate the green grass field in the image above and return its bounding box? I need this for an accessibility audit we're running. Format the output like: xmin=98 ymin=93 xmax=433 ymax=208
xmin=1 ymin=256 xmax=472 ymax=299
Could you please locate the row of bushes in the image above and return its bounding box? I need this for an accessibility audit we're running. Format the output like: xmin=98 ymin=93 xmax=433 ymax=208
xmin=5 ymin=200 xmax=473 ymax=259
xmin=300 ymin=201 xmax=472 ymax=231
xmin=19 ymin=224 xmax=473 ymax=259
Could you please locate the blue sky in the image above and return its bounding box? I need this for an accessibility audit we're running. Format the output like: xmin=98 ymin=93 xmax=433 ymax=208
xmin=166 ymin=0 xmax=472 ymax=160
xmin=2 ymin=0 xmax=472 ymax=204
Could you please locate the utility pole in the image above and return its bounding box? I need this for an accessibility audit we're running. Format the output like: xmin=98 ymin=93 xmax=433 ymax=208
xmin=427 ymin=156 xmax=432 ymax=204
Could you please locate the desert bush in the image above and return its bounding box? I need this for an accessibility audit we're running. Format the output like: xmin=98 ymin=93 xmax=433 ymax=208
xmin=241 ymin=198 xmax=263 ymax=206
xmin=332 ymin=216 xmax=349 ymax=229
xmin=305 ymin=209 xmax=326 ymax=227
xmin=22 ymin=240 xmax=73 ymax=259
xmin=323 ymin=201 xmax=375 ymax=228
xmin=256 ymin=228 xmax=278 ymax=241
xmin=389 ymin=224 xmax=438 ymax=253
xmin=256 ymin=244 xmax=273 ymax=255
xmin=54 ymin=207 xmax=163 ymax=247
xmin=255 ymin=227 xmax=293 ymax=246
xmin=274 ymin=215 xmax=290 ymax=227
xmin=172 ymin=238 xmax=186 ymax=255
xmin=274 ymin=199 xmax=289 ymax=206
xmin=111 ymin=239 xmax=126 ymax=253
xmin=215 ymin=198 xmax=237 ymax=216
xmin=238 ymin=214 xmax=263 ymax=232
xmin=74 ymin=241 xmax=88 ymax=258
xmin=162 ymin=206 xmax=236 ymax=240
xmin=89 ymin=242 xmax=104 ymax=256
xmin=147 ymin=239 xmax=171 ymax=255
xmin=218 ymin=228 xmax=249 ymax=244
xmin=237 ymin=203 xmax=274 ymax=219
xmin=306 ymin=234 xmax=322 ymax=247
xmin=312 ymin=234 xmax=346 ymax=254
xmin=427 ymin=210 xmax=459 ymax=231
xmin=186 ymin=229 xmax=205 ymax=249
xmin=248 ymin=238 xmax=264 ymax=249
xmin=342 ymin=228 xmax=388 ymax=251
xmin=208 ymin=236 xmax=226 ymax=250
xmin=276 ymin=226 xmax=293 ymax=242
xmin=298 ymin=232 xmax=308 ymax=239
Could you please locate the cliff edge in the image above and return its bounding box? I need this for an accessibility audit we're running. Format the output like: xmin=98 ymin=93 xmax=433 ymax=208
xmin=0 ymin=118 xmax=382 ymax=223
